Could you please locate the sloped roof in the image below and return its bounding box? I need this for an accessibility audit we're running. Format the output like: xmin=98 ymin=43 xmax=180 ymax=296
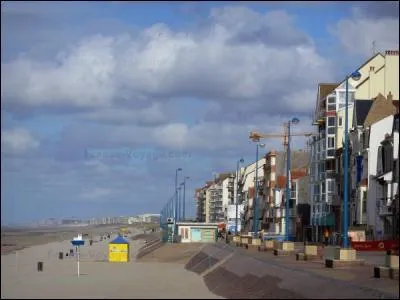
xmin=364 ymin=93 xmax=397 ymax=127
xmin=319 ymin=83 xmax=338 ymax=100
xmin=216 ymin=172 xmax=233 ymax=182
xmin=109 ymin=236 xmax=129 ymax=244
xmin=274 ymin=150 xmax=309 ymax=176
xmin=353 ymin=100 xmax=373 ymax=127
xmin=276 ymin=169 xmax=307 ymax=189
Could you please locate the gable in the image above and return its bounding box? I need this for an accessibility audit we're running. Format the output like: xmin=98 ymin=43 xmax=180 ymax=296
xmin=353 ymin=100 xmax=374 ymax=127
xmin=336 ymin=81 xmax=356 ymax=90
xmin=364 ymin=94 xmax=397 ymax=127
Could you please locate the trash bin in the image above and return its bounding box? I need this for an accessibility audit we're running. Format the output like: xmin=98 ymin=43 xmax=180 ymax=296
xmin=37 ymin=262 xmax=43 ymax=272
xmin=58 ymin=252 xmax=63 ymax=260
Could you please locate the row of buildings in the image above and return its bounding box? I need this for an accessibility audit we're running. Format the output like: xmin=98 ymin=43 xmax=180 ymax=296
xmin=195 ymin=50 xmax=399 ymax=243
xmin=87 ymin=214 xmax=160 ymax=225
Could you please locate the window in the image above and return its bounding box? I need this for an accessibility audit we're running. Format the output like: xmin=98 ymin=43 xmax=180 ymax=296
xmin=327 ymin=117 xmax=336 ymax=127
xmin=314 ymin=185 xmax=319 ymax=194
xmin=328 ymin=127 xmax=335 ymax=134
xmin=327 ymin=96 xmax=336 ymax=112
xmin=289 ymin=199 xmax=294 ymax=209
xmin=349 ymin=92 xmax=355 ymax=103
xmin=382 ymin=145 xmax=393 ymax=173
xmin=327 ymin=179 xmax=335 ymax=193
xmin=328 ymin=137 xmax=335 ymax=149
xmin=338 ymin=117 xmax=343 ymax=127
xmin=338 ymin=91 xmax=345 ymax=103
xmin=362 ymin=200 xmax=367 ymax=213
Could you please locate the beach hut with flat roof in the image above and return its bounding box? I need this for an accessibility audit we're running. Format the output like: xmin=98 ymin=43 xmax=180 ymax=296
xmin=108 ymin=235 xmax=130 ymax=262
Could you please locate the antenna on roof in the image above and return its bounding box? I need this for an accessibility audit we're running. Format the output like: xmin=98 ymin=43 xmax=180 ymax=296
xmin=372 ymin=41 xmax=376 ymax=56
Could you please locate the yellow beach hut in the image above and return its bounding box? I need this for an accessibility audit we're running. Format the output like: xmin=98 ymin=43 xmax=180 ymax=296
xmin=108 ymin=235 xmax=130 ymax=262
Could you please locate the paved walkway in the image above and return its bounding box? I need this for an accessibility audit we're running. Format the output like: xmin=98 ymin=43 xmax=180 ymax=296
xmin=212 ymin=242 xmax=399 ymax=299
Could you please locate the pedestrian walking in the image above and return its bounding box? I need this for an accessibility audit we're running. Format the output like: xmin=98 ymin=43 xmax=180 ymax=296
xmin=324 ymin=228 xmax=329 ymax=245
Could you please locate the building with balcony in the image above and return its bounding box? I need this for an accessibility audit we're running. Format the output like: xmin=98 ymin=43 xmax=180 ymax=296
xmin=196 ymin=174 xmax=235 ymax=224
xmin=309 ymin=83 xmax=339 ymax=241
xmin=208 ymin=173 xmax=234 ymax=223
xmin=239 ymin=157 xmax=266 ymax=233
xmin=261 ymin=150 xmax=309 ymax=235
xmin=265 ymin=168 xmax=307 ymax=240
xmin=195 ymin=188 xmax=206 ymax=222
xmin=337 ymin=93 xmax=397 ymax=240
xmin=309 ymin=50 xmax=399 ymax=243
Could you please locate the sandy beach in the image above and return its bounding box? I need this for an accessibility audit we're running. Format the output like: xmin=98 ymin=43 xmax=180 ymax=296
xmin=1 ymin=228 xmax=221 ymax=299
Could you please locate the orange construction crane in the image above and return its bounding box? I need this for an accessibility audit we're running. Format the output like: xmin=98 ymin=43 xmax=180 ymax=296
xmin=249 ymin=124 xmax=313 ymax=147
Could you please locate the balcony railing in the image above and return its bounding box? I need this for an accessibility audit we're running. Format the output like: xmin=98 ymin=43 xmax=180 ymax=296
xmin=326 ymin=170 xmax=335 ymax=178
xmin=379 ymin=204 xmax=392 ymax=216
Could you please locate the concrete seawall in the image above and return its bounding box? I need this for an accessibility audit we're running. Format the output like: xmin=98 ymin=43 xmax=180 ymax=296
xmin=185 ymin=243 xmax=399 ymax=299
xmin=185 ymin=243 xmax=302 ymax=299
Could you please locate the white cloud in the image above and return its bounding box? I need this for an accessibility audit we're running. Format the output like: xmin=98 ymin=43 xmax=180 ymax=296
xmin=331 ymin=5 xmax=399 ymax=58
xmin=1 ymin=128 xmax=40 ymax=154
xmin=81 ymin=102 xmax=169 ymax=126
xmin=152 ymin=123 xmax=189 ymax=149
xmin=79 ymin=187 xmax=111 ymax=200
xmin=1 ymin=6 xmax=332 ymax=115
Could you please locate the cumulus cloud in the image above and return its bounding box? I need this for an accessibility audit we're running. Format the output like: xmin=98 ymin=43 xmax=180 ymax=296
xmin=2 ymin=6 xmax=332 ymax=117
xmin=81 ymin=102 xmax=170 ymax=126
xmin=79 ymin=187 xmax=111 ymax=201
xmin=1 ymin=3 xmax=336 ymax=223
xmin=331 ymin=1 xmax=399 ymax=57
xmin=1 ymin=127 xmax=40 ymax=154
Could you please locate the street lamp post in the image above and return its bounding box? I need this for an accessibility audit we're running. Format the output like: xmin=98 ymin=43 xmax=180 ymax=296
xmin=182 ymin=176 xmax=190 ymax=221
xmin=235 ymin=158 xmax=244 ymax=235
xmin=178 ymin=186 xmax=182 ymax=222
xmin=253 ymin=143 xmax=265 ymax=234
xmin=272 ymin=187 xmax=278 ymax=235
xmin=343 ymin=70 xmax=361 ymax=248
xmin=285 ymin=118 xmax=299 ymax=241
xmin=174 ymin=168 xmax=182 ymax=240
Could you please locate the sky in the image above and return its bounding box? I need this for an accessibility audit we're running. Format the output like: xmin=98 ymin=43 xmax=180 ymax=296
xmin=1 ymin=1 xmax=399 ymax=225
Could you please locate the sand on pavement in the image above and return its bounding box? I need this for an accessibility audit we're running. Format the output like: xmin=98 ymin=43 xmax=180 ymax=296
xmin=1 ymin=232 xmax=222 ymax=299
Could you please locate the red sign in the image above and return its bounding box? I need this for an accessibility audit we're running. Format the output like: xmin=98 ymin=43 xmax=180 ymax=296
xmin=351 ymin=240 xmax=399 ymax=251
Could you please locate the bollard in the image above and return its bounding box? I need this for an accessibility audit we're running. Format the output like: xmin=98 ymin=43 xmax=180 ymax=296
xmin=37 ymin=262 xmax=43 ymax=272
xmin=58 ymin=252 xmax=63 ymax=260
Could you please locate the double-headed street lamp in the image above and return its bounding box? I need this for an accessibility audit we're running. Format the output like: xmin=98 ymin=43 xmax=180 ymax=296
xmin=235 ymin=158 xmax=244 ymax=235
xmin=343 ymin=70 xmax=361 ymax=248
xmin=285 ymin=117 xmax=299 ymax=241
xmin=253 ymin=143 xmax=265 ymax=234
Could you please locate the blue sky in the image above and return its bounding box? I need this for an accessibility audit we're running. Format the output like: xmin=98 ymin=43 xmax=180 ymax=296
xmin=1 ymin=1 xmax=399 ymax=225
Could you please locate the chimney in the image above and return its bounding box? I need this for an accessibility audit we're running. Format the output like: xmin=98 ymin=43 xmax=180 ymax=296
xmin=387 ymin=91 xmax=393 ymax=102
xmin=385 ymin=50 xmax=400 ymax=56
